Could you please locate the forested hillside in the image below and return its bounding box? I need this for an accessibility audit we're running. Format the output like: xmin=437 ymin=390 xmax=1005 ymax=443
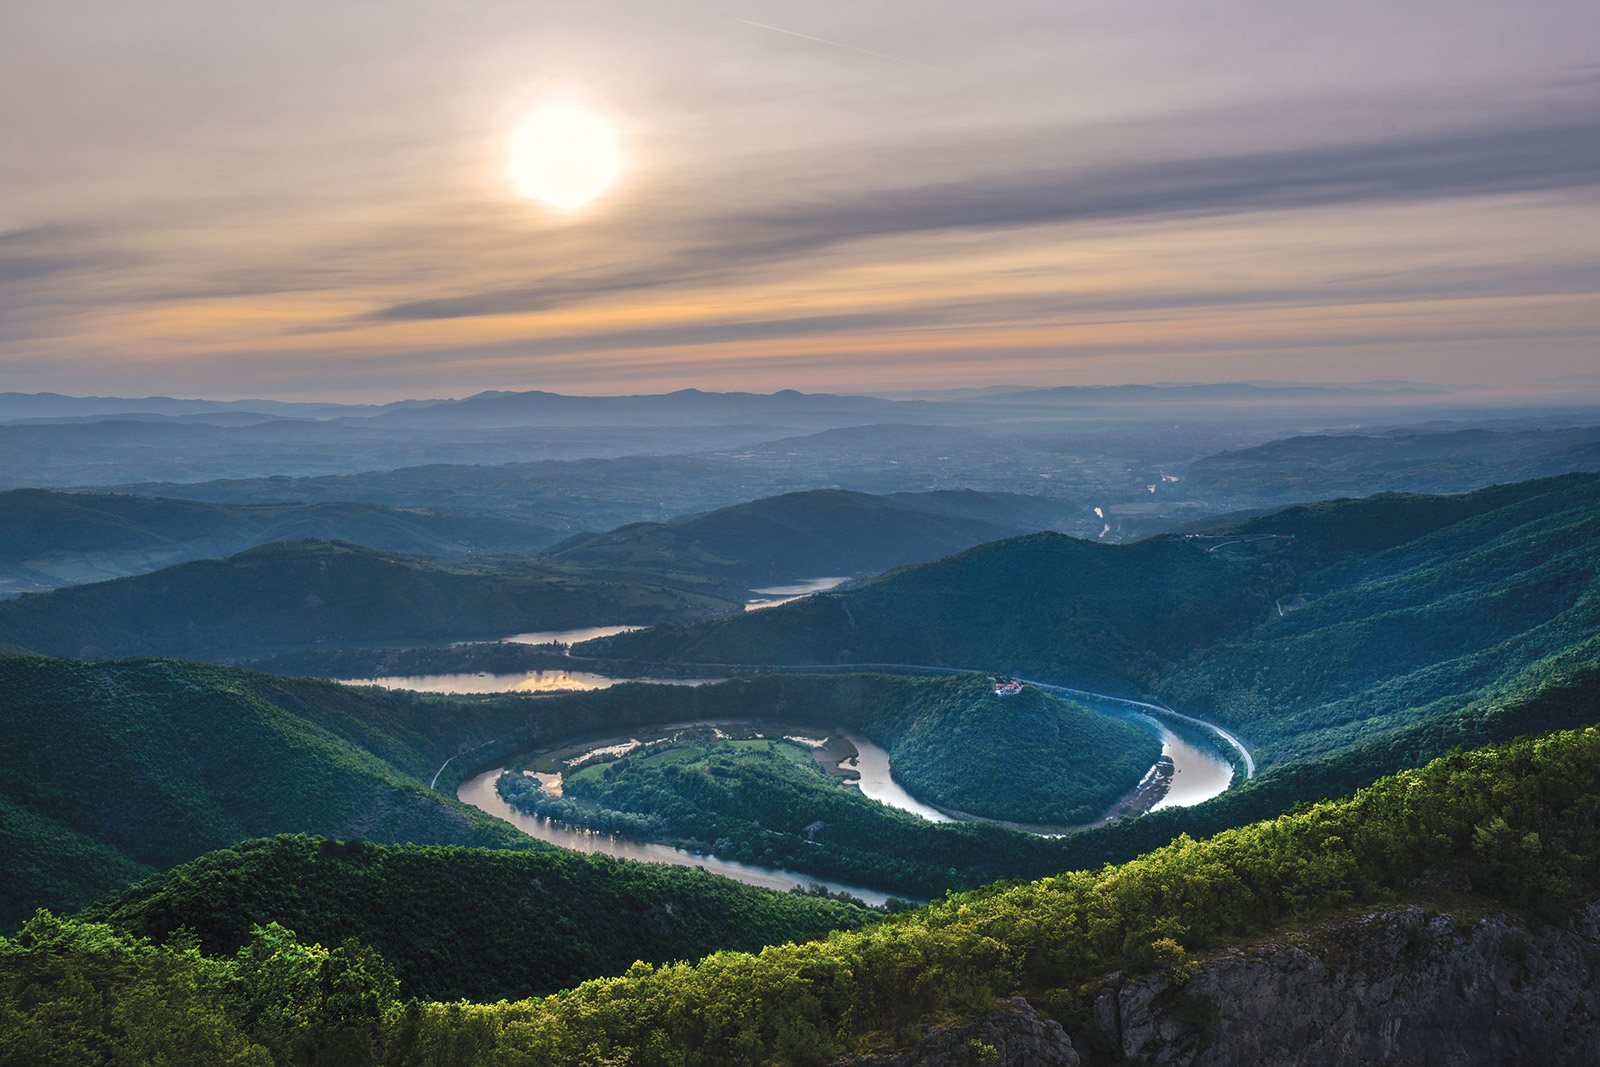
xmin=0 ymin=655 xmax=543 ymax=924
xmin=486 ymin=673 xmax=1160 ymax=895
xmin=8 ymin=724 xmax=1598 ymax=1065
xmin=1156 ymin=474 xmax=1600 ymax=766
xmin=1183 ymin=425 xmax=1600 ymax=503
xmin=590 ymin=474 xmax=1600 ymax=776
xmin=0 ymin=539 xmax=743 ymax=660
xmin=542 ymin=488 xmax=1077 ymax=586
xmin=82 ymin=835 xmax=876 ymax=1001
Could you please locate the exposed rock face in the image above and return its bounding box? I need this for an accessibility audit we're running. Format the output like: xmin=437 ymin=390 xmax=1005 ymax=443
xmin=838 ymin=903 xmax=1600 ymax=1066
xmin=1081 ymin=903 xmax=1600 ymax=1066
xmin=832 ymin=997 xmax=1080 ymax=1066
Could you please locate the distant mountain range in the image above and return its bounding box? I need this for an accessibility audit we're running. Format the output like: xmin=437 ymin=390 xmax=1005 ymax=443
xmin=0 ymin=486 xmax=1078 ymax=599
xmin=980 ymin=381 xmax=1451 ymax=405
xmin=0 ymin=488 xmax=1085 ymax=656
xmin=1183 ymin=426 xmax=1600 ymax=502
xmin=0 ymin=489 xmax=562 ymax=595
xmin=1 ymin=381 xmax=1459 ymax=428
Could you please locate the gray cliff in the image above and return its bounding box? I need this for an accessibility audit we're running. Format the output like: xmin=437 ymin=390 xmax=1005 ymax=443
xmin=834 ymin=902 xmax=1600 ymax=1066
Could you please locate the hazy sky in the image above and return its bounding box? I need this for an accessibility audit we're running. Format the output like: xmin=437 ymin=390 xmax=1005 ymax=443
xmin=2 ymin=1 xmax=1597 ymax=399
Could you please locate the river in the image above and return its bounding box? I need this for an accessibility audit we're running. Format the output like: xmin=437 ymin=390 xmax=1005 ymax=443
xmin=456 ymin=762 xmax=897 ymax=905
xmin=451 ymin=712 xmax=1231 ymax=903
xmin=744 ymin=577 xmax=849 ymax=611
xmin=1142 ymin=718 xmax=1235 ymax=811
xmin=501 ymin=624 xmax=642 ymax=646
xmin=840 ymin=732 xmax=954 ymax=823
xmin=339 ymin=670 xmax=719 ymax=694
xmin=370 ymin=668 xmax=1236 ymax=901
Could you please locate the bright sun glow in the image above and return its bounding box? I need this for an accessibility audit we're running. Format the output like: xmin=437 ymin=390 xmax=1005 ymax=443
xmin=509 ymin=106 xmax=620 ymax=211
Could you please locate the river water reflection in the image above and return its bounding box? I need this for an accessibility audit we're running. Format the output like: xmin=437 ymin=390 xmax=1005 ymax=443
xmin=841 ymin=734 xmax=954 ymax=823
xmin=501 ymin=624 xmax=642 ymax=646
xmin=381 ymin=669 xmax=1235 ymax=901
xmin=338 ymin=670 xmax=718 ymax=694
xmin=456 ymin=764 xmax=896 ymax=905
xmin=1138 ymin=716 xmax=1236 ymax=811
xmin=744 ymin=577 xmax=849 ymax=611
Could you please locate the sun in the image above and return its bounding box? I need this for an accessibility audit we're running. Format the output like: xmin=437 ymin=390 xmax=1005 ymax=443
xmin=509 ymin=106 xmax=620 ymax=212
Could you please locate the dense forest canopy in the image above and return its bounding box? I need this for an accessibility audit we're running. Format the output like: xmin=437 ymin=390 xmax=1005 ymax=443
xmin=5 ymin=724 xmax=1597 ymax=1066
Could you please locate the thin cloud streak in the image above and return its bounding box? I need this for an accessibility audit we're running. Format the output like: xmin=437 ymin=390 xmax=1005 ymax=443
xmin=724 ymin=109 xmax=1600 ymax=262
xmin=4 ymin=1 xmax=1599 ymax=395
xmin=365 ymin=106 xmax=1600 ymax=323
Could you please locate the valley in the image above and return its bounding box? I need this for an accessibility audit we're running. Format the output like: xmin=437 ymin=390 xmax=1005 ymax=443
xmin=2 ymin=390 xmax=1597 ymax=1066
xmin=10 ymin=1 xmax=1599 ymax=1055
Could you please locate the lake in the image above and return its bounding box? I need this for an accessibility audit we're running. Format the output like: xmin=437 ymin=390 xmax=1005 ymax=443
xmin=501 ymin=624 xmax=643 ymax=646
xmin=338 ymin=670 xmax=720 ymax=694
xmin=744 ymin=577 xmax=849 ymax=611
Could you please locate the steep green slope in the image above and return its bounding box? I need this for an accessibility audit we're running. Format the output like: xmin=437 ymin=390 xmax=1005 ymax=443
xmin=1040 ymin=622 xmax=1600 ymax=874
xmin=459 ymin=723 xmax=1600 ymax=1066
xmin=0 ymin=795 xmax=156 ymax=921
xmin=1154 ymin=474 xmax=1600 ymax=765
xmin=0 ymin=489 xmax=561 ymax=594
xmin=0 ymin=655 xmax=544 ymax=927
xmin=880 ymin=679 xmax=1156 ymax=824
xmin=587 ymin=528 xmax=1296 ymax=689
xmin=82 ymin=835 xmax=876 ymax=1001
xmin=0 ymin=539 xmax=743 ymax=660
xmin=542 ymin=489 xmax=1073 ymax=587
xmin=10 ymin=723 xmax=1598 ymax=1066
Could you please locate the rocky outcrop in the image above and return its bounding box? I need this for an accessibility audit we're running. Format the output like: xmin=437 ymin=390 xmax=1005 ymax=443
xmin=832 ymin=997 xmax=1080 ymax=1066
xmin=838 ymin=902 xmax=1600 ymax=1066
xmin=1079 ymin=902 xmax=1600 ymax=1065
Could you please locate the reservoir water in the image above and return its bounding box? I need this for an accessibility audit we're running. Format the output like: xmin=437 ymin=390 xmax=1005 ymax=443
xmin=339 ymin=670 xmax=718 ymax=694
xmin=501 ymin=624 xmax=642 ymax=646
xmin=744 ymin=577 xmax=849 ymax=611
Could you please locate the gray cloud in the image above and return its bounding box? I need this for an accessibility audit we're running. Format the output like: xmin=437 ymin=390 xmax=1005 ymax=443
xmin=0 ymin=223 xmax=113 ymax=286
xmin=367 ymin=105 xmax=1600 ymax=323
xmin=372 ymin=266 xmax=679 ymax=321
xmin=728 ymin=107 xmax=1600 ymax=253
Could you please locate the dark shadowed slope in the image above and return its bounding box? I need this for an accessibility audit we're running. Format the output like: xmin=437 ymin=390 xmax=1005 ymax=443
xmin=0 ymin=539 xmax=744 ymax=660
xmin=0 ymin=654 xmax=545 ymax=925
xmin=584 ymin=525 xmax=1291 ymax=689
